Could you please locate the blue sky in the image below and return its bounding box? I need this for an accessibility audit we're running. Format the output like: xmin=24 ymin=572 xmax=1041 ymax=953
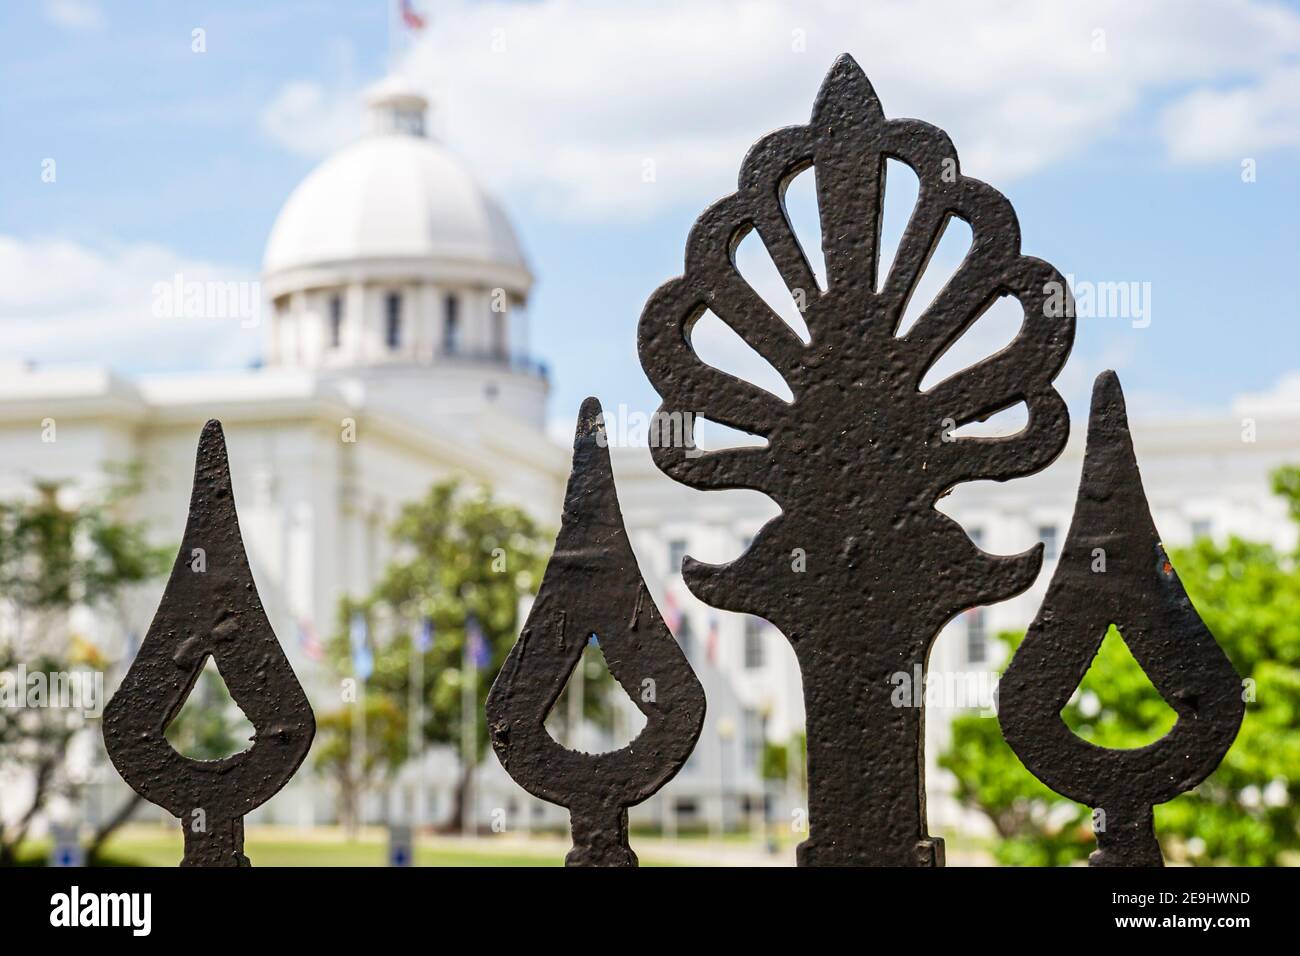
xmin=2 ymin=0 xmax=1299 ymax=434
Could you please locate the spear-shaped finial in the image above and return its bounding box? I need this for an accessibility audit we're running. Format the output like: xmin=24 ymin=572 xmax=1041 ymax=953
xmin=486 ymin=398 xmax=706 ymax=866
xmin=998 ymin=372 xmax=1245 ymax=865
xmin=102 ymin=421 xmax=316 ymax=867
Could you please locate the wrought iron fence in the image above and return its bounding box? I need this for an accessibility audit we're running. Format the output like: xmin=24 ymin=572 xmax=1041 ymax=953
xmin=101 ymin=54 xmax=1243 ymax=868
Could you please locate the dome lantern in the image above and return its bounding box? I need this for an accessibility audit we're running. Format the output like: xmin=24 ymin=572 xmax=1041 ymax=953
xmin=366 ymin=75 xmax=429 ymax=138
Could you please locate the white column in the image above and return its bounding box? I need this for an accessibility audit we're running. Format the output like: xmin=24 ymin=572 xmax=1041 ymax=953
xmin=419 ymin=283 xmax=438 ymax=363
xmin=267 ymin=300 xmax=282 ymax=365
xmin=289 ymin=291 xmax=306 ymax=365
xmin=345 ymin=282 xmax=366 ymax=363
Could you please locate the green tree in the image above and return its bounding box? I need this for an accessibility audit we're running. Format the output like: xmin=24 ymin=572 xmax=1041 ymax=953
xmin=0 ymin=476 xmax=169 ymax=865
xmin=313 ymin=694 xmax=409 ymax=832
xmin=941 ymin=468 xmax=1300 ymax=866
xmin=320 ymin=480 xmax=553 ymax=832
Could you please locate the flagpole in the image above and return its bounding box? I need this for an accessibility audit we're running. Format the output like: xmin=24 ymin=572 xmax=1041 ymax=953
xmin=386 ymin=0 xmax=397 ymax=74
xmin=349 ymin=610 xmax=370 ymax=840
xmin=460 ymin=618 xmax=475 ymax=839
xmin=408 ymin=622 xmax=424 ymax=829
xmin=352 ymin=676 xmax=366 ymax=838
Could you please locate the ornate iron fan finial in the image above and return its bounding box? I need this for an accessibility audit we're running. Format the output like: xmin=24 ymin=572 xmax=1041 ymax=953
xmin=637 ymin=52 xmax=1075 ymax=865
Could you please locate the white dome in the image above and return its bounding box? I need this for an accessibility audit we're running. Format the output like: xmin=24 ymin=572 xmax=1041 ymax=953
xmin=263 ymin=115 xmax=529 ymax=288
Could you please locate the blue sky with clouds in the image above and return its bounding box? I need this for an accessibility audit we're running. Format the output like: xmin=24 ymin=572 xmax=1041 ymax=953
xmin=2 ymin=0 xmax=1298 ymax=433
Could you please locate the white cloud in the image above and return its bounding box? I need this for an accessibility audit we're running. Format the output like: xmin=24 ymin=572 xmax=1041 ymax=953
xmin=1161 ymin=64 xmax=1300 ymax=163
xmin=259 ymin=81 xmax=362 ymax=157
xmin=1234 ymin=371 xmax=1300 ymax=417
xmin=44 ymin=0 xmax=104 ymax=31
xmin=258 ymin=0 xmax=1300 ymax=220
xmin=0 ymin=236 xmax=263 ymax=372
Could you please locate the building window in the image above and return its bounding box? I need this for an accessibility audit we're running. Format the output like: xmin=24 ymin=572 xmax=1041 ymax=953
xmin=1191 ymin=518 xmax=1212 ymax=541
xmin=743 ymin=617 xmax=765 ymax=669
xmin=1038 ymin=524 xmax=1058 ymax=560
xmin=443 ymin=293 xmax=460 ymax=353
xmin=966 ymin=608 xmax=987 ymax=665
xmin=328 ymin=294 xmax=343 ymax=348
xmin=385 ymin=292 xmax=402 ymax=349
xmin=668 ymin=538 xmax=688 ymax=575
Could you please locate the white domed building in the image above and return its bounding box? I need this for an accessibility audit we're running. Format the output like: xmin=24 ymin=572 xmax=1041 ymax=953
xmin=0 ymin=71 xmax=784 ymax=842
xmin=0 ymin=76 xmax=571 ymax=831
xmin=262 ymin=77 xmax=548 ymax=427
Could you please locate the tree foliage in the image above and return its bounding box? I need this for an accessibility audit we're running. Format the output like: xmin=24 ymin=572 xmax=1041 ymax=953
xmin=0 ymin=474 xmax=169 ymax=864
xmin=316 ymin=480 xmax=554 ymax=829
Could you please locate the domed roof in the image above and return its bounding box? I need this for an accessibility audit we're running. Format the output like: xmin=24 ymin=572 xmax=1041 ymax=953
xmin=263 ymin=79 xmax=530 ymax=289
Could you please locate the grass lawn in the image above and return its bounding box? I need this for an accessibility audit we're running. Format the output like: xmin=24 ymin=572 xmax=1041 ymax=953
xmin=14 ymin=823 xmax=995 ymax=866
xmin=6 ymin=824 xmax=985 ymax=868
xmin=106 ymin=836 xmax=561 ymax=867
xmin=19 ymin=826 xmax=687 ymax=867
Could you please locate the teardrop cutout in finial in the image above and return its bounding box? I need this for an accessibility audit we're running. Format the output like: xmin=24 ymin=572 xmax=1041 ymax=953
xmin=997 ymin=372 xmax=1245 ymax=866
xmin=102 ymin=421 xmax=316 ymax=867
xmin=486 ymin=398 xmax=707 ymax=866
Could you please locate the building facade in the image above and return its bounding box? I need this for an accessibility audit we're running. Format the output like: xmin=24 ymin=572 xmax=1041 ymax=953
xmin=2 ymin=75 xmax=1298 ymax=845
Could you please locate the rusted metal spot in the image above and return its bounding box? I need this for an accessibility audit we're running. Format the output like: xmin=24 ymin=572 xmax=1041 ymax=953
xmin=486 ymin=398 xmax=706 ymax=866
xmin=998 ymin=372 xmax=1245 ymax=866
xmin=102 ymin=421 xmax=316 ymax=867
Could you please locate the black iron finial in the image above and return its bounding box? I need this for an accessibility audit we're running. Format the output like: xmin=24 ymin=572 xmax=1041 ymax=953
xmin=486 ymin=398 xmax=706 ymax=866
xmin=102 ymin=421 xmax=316 ymax=867
xmin=637 ymin=53 xmax=1075 ymax=865
xmin=998 ymin=372 xmax=1245 ymax=866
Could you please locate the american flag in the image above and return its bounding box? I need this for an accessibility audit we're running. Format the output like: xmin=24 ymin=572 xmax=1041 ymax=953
xmin=297 ymin=618 xmax=324 ymax=661
xmin=400 ymin=0 xmax=426 ymax=31
xmin=706 ymin=616 xmax=719 ymax=665
xmin=662 ymin=589 xmax=682 ymax=635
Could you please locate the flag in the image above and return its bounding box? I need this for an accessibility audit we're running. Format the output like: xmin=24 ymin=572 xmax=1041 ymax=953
xmin=400 ymin=0 xmax=426 ymax=30
xmin=350 ymin=610 xmax=373 ymax=680
xmin=416 ymin=616 xmax=434 ymax=653
xmin=662 ymin=590 xmax=682 ymax=635
xmin=465 ymin=615 xmax=491 ymax=670
xmin=706 ymin=616 xmax=719 ymax=665
xmin=298 ymin=618 xmax=324 ymax=661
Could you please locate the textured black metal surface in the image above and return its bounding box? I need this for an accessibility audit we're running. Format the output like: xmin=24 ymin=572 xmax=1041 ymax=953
xmin=102 ymin=421 xmax=316 ymax=867
xmin=486 ymin=398 xmax=706 ymax=866
xmin=998 ymin=372 xmax=1245 ymax=866
xmin=637 ymin=54 xmax=1075 ymax=865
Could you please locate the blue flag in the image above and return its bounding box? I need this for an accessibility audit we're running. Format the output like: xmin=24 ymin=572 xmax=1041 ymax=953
xmin=350 ymin=610 xmax=373 ymax=680
xmin=466 ymin=616 xmax=491 ymax=670
xmin=416 ymin=617 xmax=434 ymax=653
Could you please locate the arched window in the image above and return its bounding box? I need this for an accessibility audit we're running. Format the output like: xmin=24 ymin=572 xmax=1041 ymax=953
xmin=328 ymin=294 xmax=343 ymax=348
xmin=443 ymin=293 xmax=460 ymax=354
xmin=385 ymin=292 xmax=402 ymax=349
